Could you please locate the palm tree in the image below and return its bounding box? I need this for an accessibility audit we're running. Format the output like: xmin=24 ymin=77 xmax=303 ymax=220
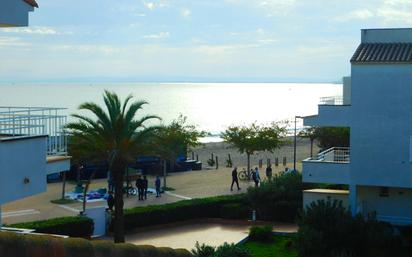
xmin=66 ymin=91 xmax=160 ymax=243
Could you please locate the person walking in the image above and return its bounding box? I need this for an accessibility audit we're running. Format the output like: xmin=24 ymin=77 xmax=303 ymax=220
xmin=253 ymin=167 xmax=261 ymax=187
xmin=136 ymin=175 xmax=144 ymax=200
xmin=155 ymin=176 xmax=161 ymax=197
xmin=266 ymin=164 xmax=273 ymax=181
xmin=143 ymin=175 xmax=148 ymax=200
xmin=230 ymin=167 xmax=241 ymax=191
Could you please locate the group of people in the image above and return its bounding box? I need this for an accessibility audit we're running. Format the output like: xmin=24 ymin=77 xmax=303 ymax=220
xmin=135 ymin=175 xmax=149 ymax=200
xmin=107 ymin=175 xmax=163 ymax=211
xmin=230 ymin=164 xmax=274 ymax=190
xmin=136 ymin=175 xmax=163 ymax=200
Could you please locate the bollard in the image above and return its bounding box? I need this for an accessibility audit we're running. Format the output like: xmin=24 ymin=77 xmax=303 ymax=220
xmin=275 ymin=157 xmax=279 ymax=166
xmin=196 ymin=154 xmax=199 ymax=161
xmin=216 ymin=156 xmax=219 ymax=169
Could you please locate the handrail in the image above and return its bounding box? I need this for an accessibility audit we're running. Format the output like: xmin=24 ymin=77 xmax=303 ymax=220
xmin=0 ymin=106 xmax=68 ymax=156
xmin=305 ymin=147 xmax=350 ymax=163
xmin=319 ymin=96 xmax=350 ymax=105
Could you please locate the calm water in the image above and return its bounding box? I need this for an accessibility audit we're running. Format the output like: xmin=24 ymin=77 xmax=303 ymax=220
xmin=0 ymin=83 xmax=341 ymax=137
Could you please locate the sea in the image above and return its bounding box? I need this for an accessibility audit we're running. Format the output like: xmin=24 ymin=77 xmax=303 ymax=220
xmin=0 ymin=82 xmax=341 ymax=142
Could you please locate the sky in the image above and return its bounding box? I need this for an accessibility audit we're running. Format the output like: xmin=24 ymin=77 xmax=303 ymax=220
xmin=1 ymin=0 xmax=412 ymax=83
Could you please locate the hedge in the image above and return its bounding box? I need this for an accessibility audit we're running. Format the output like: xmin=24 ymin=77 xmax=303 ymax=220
xmin=123 ymin=194 xmax=247 ymax=231
xmin=11 ymin=216 xmax=94 ymax=238
xmin=0 ymin=231 xmax=191 ymax=257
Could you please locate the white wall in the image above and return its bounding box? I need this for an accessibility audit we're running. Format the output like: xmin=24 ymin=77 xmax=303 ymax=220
xmin=0 ymin=136 xmax=47 ymax=205
xmin=350 ymin=64 xmax=412 ymax=188
xmin=358 ymin=186 xmax=412 ymax=219
xmin=304 ymin=105 xmax=351 ymax=127
xmin=0 ymin=0 xmax=34 ymax=27
xmin=361 ymin=28 xmax=412 ymax=43
xmin=303 ymin=189 xmax=349 ymax=209
xmin=343 ymin=76 xmax=351 ymax=105
xmin=302 ymin=161 xmax=350 ymax=184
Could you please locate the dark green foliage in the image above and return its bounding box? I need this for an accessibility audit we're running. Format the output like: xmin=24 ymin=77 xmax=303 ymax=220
xmin=12 ymin=216 xmax=94 ymax=238
xmin=220 ymin=203 xmax=249 ymax=220
xmin=123 ymin=194 xmax=246 ymax=230
xmin=246 ymin=173 xmax=309 ymax=222
xmin=297 ymin=200 xmax=406 ymax=257
xmin=191 ymin=241 xmax=216 ymax=257
xmin=214 ymin=242 xmax=251 ymax=257
xmin=248 ymin=225 xmax=273 ymax=242
xmin=63 ymin=238 xmax=94 ymax=257
xmin=313 ymin=127 xmax=350 ymax=150
xmin=241 ymin=236 xmax=298 ymax=257
xmin=400 ymin=226 xmax=412 ymax=246
xmin=0 ymin=231 xmax=191 ymax=257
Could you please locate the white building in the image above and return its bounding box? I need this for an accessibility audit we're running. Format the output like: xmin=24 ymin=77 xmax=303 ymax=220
xmin=0 ymin=1 xmax=71 ymax=227
xmin=302 ymin=28 xmax=412 ymax=225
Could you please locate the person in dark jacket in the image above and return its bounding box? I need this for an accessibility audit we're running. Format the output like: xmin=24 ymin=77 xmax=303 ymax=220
xmin=136 ymin=176 xmax=144 ymax=200
xmin=107 ymin=191 xmax=114 ymax=211
xmin=230 ymin=167 xmax=241 ymax=191
xmin=155 ymin=176 xmax=161 ymax=197
xmin=266 ymin=164 xmax=273 ymax=181
xmin=143 ymin=175 xmax=148 ymax=200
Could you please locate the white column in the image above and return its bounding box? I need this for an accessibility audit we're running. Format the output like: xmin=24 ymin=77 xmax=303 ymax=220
xmin=349 ymin=184 xmax=358 ymax=216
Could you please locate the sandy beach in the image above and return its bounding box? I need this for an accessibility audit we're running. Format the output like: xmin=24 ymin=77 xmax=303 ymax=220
xmin=192 ymin=137 xmax=319 ymax=170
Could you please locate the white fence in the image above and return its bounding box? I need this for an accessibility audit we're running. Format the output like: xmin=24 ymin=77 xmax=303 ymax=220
xmin=319 ymin=96 xmax=350 ymax=105
xmin=0 ymin=107 xmax=67 ymax=155
xmin=308 ymin=147 xmax=350 ymax=163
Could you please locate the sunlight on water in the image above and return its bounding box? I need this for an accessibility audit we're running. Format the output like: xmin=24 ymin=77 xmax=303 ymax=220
xmin=0 ymin=83 xmax=341 ymax=134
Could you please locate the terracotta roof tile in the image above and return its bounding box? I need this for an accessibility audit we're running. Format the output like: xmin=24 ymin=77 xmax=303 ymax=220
xmin=351 ymin=43 xmax=412 ymax=64
xmin=24 ymin=0 xmax=38 ymax=8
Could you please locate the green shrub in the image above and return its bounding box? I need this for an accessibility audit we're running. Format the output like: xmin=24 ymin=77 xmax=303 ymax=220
xmin=220 ymin=203 xmax=249 ymax=220
xmin=191 ymin=241 xmax=215 ymax=257
xmin=214 ymin=243 xmax=251 ymax=257
xmin=0 ymin=231 xmax=191 ymax=257
xmin=248 ymin=225 xmax=273 ymax=242
xmin=12 ymin=216 xmax=94 ymax=238
xmin=123 ymin=194 xmax=246 ymax=231
xmin=92 ymin=240 xmax=114 ymax=257
xmin=63 ymin=238 xmax=94 ymax=257
xmin=246 ymin=173 xmax=310 ymax=222
xmin=297 ymin=200 xmax=403 ymax=257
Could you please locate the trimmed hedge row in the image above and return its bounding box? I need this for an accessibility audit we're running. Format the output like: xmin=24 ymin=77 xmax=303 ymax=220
xmin=123 ymin=194 xmax=248 ymax=231
xmin=11 ymin=216 xmax=94 ymax=238
xmin=0 ymin=231 xmax=191 ymax=257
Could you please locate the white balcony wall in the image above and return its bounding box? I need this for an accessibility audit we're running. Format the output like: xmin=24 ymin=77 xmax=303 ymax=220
xmin=302 ymin=161 xmax=350 ymax=184
xmin=303 ymin=105 xmax=351 ymax=127
xmin=0 ymin=0 xmax=34 ymax=27
xmin=0 ymin=136 xmax=47 ymax=205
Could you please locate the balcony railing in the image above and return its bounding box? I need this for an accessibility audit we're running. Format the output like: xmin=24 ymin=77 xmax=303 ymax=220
xmin=305 ymin=147 xmax=350 ymax=163
xmin=0 ymin=107 xmax=67 ymax=156
xmin=319 ymin=96 xmax=350 ymax=105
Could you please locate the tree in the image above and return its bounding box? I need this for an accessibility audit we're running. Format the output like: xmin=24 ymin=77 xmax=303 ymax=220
xmin=314 ymin=127 xmax=350 ymax=151
xmin=222 ymin=122 xmax=288 ymax=175
xmin=154 ymin=115 xmax=207 ymax=186
xmin=298 ymin=127 xmax=318 ymax=157
xmin=66 ymin=91 xmax=160 ymax=243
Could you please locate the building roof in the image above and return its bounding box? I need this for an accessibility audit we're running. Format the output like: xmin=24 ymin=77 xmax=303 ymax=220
xmin=24 ymin=0 xmax=38 ymax=8
xmin=351 ymin=43 xmax=412 ymax=64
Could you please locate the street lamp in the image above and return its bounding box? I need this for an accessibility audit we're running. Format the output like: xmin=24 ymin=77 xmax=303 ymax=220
xmin=293 ymin=116 xmax=303 ymax=172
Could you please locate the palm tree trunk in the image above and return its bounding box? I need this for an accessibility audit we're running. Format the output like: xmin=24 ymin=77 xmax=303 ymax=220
xmin=113 ymin=164 xmax=125 ymax=243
